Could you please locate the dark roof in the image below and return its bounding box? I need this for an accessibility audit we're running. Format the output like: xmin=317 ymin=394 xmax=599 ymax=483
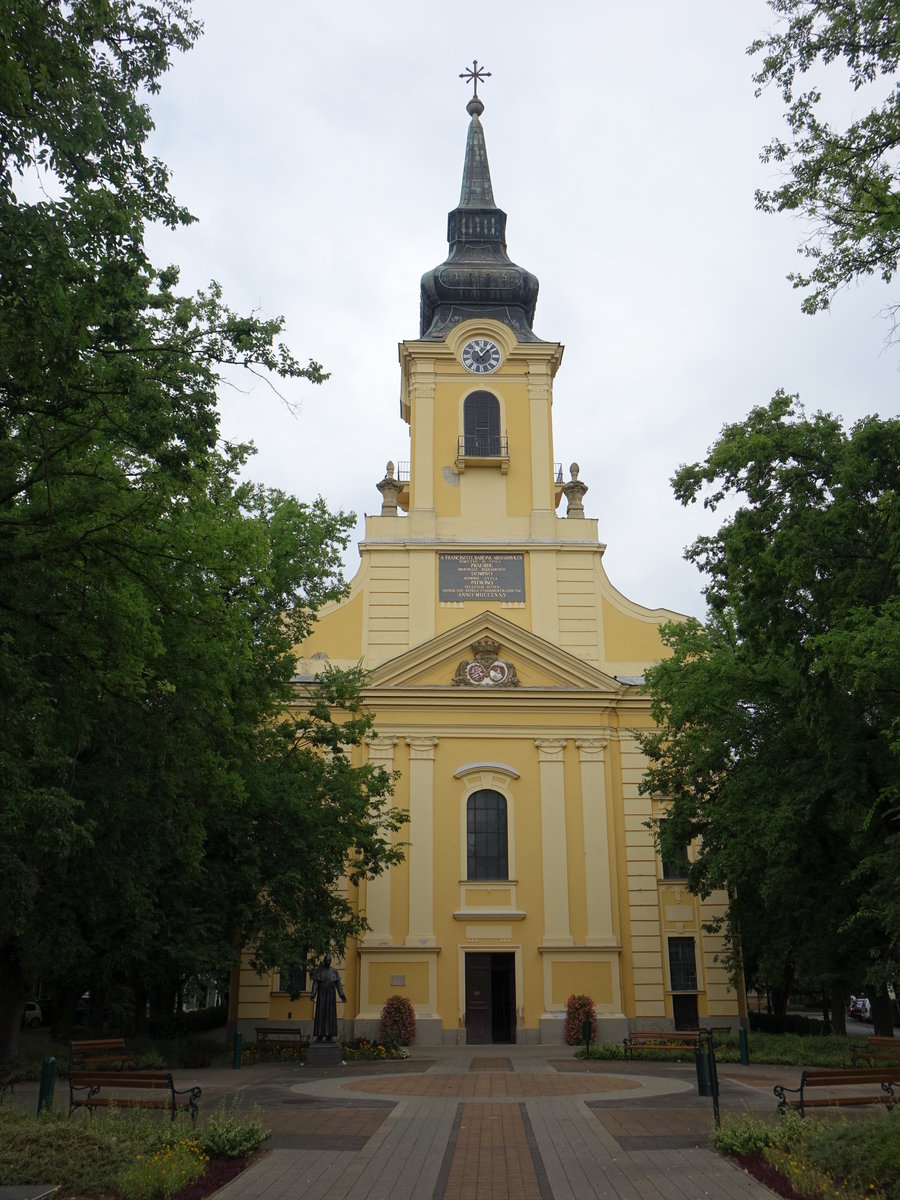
xmin=419 ymin=97 xmax=540 ymax=341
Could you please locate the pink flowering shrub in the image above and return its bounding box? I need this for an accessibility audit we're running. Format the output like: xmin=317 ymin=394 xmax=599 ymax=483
xmin=379 ymin=995 xmax=417 ymax=1046
xmin=563 ymin=994 xmax=598 ymax=1045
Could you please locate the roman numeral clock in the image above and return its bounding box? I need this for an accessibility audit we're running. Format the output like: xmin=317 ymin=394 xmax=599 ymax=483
xmin=461 ymin=337 xmax=501 ymax=374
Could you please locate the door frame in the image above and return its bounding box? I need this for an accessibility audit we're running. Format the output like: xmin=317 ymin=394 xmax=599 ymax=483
xmin=458 ymin=945 xmax=523 ymax=1045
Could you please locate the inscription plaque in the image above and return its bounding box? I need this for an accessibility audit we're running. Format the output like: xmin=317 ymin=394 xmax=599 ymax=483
xmin=439 ymin=553 xmax=525 ymax=602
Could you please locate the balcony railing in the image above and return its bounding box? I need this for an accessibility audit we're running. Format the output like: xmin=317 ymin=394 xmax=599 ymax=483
xmin=457 ymin=434 xmax=508 ymax=459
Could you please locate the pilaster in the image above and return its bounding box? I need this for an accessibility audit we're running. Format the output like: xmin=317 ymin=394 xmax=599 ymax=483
xmin=526 ymin=363 xmax=554 ymax=516
xmin=362 ymin=736 xmax=398 ymax=946
xmin=409 ymin=361 xmax=435 ymax=514
xmin=405 ymin=737 xmax=439 ymax=946
xmin=535 ymin=737 xmax=572 ymax=946
xmin=576 ymin=736 xmax=617 ymax=945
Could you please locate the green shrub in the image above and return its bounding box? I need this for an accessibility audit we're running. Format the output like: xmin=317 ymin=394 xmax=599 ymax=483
xmin=242 ymin=1040 xmax=305 ymax=1064
xmin=711 ymin=1111 xmax=799 ymax=1157
xmin=798 ymin=1111 xmax=900 ymax=1199
xmin=0 ymin=1107 xmax=133 ymax=1190
xmin=342 ymin=1037 xmax=409 ymax=1060
xmin=172 ymin=1006 xmax=228 ymax=1035
xmin=174 ymin=1038 xmax=216 ymax=1069
xmin=117 ymin=1135 xmax=208 ymax=1200
xmin=198 ymin=1099 xmax=270 ymax=1159
xmin=379 ymin=996 xmax=417 ymax=1046
xmin=563 ymin=994 xmax=597 ymax=1045
xmin=713 ymin=1109 xmax=897 ymax=1200
xmin=580 ymin=1041 xmax=624 ymax=1060
xmin=748 ymin=1011 xmax=829 ymax=1036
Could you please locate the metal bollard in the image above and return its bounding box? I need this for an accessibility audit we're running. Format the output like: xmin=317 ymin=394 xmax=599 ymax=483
xmin=232 ymin=1029 xmax=242 ymax=1069
xmin=582 ymin=1017 xmax=592 ymax=1059
xmin=706 ymin=1028 xmax=721 ymax=1129
xmin=37 ymin=1056 xmax=56 ymax=1115
xmin=695 ymin=1047 xmax=712 ymax=1096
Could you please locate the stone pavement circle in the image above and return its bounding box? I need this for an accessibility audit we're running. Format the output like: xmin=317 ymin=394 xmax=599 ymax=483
xmin=211 ymin=1044 xmax=777 ymax=1200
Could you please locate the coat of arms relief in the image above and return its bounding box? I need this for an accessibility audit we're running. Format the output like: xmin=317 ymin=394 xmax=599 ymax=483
xmin=452 ymin=637 xmax=520 ymax=688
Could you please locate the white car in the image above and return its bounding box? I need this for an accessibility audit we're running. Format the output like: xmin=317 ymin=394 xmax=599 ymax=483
xmin=22 ymin=1000 xmax=42 ymax=1028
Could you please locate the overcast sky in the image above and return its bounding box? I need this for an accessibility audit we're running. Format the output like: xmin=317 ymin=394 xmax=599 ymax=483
xmin=146 ymin=0 xmax=899 ymax=621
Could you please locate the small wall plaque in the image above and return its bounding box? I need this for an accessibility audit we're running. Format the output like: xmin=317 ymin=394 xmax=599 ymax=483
xmin=390 ymin=974 xmax=406 ymax=986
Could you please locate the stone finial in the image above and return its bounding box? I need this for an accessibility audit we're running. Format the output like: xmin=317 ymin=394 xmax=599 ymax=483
xmin=376 ymin=460 xmax=403 ymax=515
xmin=562 ymin=462 xmax=588 ymax=518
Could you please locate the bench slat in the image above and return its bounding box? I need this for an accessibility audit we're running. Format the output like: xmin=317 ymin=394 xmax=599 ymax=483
xmin=775 ymin=1067 xmax=899 ymax=1116
xmin=623 ymin=1030 xmax=702 ymax=1059
xmin=68 ymin=1069 xmax=201 ymax=1123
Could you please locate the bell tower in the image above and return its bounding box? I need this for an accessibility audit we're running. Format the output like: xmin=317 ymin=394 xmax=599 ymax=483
xmin=369 ymin=76 xmax=605 ymax=656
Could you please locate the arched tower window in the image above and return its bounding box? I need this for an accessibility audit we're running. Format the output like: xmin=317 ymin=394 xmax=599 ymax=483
xmin=467 ymin=789 xmax=508 ymax=880
xmin=463 ymin=391 xmax=501 ymax=457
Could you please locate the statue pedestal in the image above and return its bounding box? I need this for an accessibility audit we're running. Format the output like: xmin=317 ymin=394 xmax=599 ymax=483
xmin=306 ymin=1041 xmax=343 ymax=1068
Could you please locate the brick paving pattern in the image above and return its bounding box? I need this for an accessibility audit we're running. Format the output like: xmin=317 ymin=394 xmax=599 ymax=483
xmin=471 ymin=1056 xmax=513 ymax=1072
xmin=442 ymin=1103 xmax=545 ymax=1200
xmin=345 ymin=1073 xmax=641 ymax=1097
xmin=165 ymin=1050 xmax=788 ymax=1199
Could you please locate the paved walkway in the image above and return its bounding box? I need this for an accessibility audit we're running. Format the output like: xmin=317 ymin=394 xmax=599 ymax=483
xmin=199 ymin=1045 xmax=779 ymax=1200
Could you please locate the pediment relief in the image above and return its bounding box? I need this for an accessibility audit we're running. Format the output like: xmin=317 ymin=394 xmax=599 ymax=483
xmin=366 ymin=612 xmax=622 ymax=692
xmin=452 ymin=637 xmax=519 ymax=688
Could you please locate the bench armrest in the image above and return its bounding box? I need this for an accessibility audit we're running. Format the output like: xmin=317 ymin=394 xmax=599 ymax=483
xmin=172 ymin=1083 xmax=202 ymax=1123
xmin=773 ymin=1082 xmax=802 ymax=1116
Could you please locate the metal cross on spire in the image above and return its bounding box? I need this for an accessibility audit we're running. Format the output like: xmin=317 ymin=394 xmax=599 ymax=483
xmin=459 ymin=60 xmax=491 ymax=100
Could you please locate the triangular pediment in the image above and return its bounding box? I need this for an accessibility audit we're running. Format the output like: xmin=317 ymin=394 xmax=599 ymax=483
xmin=367 ymin=611 xmax=622 ymax=692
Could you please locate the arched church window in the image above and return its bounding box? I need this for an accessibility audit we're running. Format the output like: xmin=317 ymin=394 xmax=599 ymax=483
xmin=463 ymin=391 xmax=501 ymax=457
xmin=466 ymin=789 xmax=508 ymax=880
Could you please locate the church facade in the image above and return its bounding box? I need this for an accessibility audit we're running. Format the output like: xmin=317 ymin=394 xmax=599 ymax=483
xmin=232 ymin=89 xmax=742 ymax=1044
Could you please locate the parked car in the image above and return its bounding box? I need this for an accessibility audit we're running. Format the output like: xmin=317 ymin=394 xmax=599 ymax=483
xmin=849 ymin=995 xmax=872 ymax=1020
xmin=22 ymin=1000 xmax=42 ymax=1028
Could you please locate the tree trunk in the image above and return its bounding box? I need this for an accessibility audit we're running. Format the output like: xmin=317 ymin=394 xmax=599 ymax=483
xmin=0 ymin=937 xmax=27 ymax=1062
xmin=829 ymin=981 xmax=847 ymax=1036
xmin=133 ymin=982 xmax=149 ymax=1037
xmin=768 ymin=963 xmax=794 ymax=1016
xmin=88 ymin=986 xmax=106 ymax=1034
xmin=149 ymin=982 xmax=176 ymax=1036
xmin=872 ymin=984 xmax=895 ymax=1038
xmin=49 ymin=982 xmax=86 ymax=1042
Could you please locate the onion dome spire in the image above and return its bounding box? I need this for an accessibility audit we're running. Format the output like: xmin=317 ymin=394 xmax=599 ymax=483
xmin=419 ymin=68 xmax=540 ymax=341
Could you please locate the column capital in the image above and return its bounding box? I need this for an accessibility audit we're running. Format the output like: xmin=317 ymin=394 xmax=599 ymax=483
xmin=407 ymin=736 xmax=439 ymax=760
xmin=575 ymin=737 xmax=609 ymax=761
xmin=366 ymin=734 xmax=398 ymax=757
xmin=534 ymin=737 xmax=566 ymax=762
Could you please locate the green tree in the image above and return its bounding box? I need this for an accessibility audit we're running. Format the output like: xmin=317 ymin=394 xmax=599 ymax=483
xmin=639 ymin=395 xmax=899 ymax=1029
xmin=751 ymin=0 xmax=900 ymax=314
xmin=0 ymin=1 xmax=404 ymax=1059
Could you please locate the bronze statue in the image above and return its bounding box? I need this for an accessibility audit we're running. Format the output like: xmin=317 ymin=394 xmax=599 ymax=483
xmin=310 ymin=954 xmax=346 ymax=1042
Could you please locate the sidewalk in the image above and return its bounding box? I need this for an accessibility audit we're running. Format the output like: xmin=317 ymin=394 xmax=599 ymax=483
xmin=5 ymin=1045 xmax=786 ymax=1199
xmin=203 ymin=1044 xmax=779 ymax=1199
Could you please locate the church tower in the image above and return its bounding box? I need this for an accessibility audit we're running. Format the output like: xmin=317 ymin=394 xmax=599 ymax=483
xmin=235 ymin=78 xmax=741 ymax=1044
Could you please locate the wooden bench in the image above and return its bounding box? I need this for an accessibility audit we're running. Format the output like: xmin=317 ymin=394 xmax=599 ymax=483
xmin=255 ymin=1026 xmax=306 ymax=1043
xmin=850 ymin=1037 xmax=900 ymax=1067
xmin=774 ymin=1068 xmax=899 ymax=1116
xmin=69 ymin=1038 xmax=135 ymax=1072
xmin=623 ymin=1030 xmax=702 ymax=1059
xmin=68 ymin=1070 xmax=201 ymax=1123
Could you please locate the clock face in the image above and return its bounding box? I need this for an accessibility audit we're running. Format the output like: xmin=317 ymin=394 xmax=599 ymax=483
xmin=461 ymin=338 xmax=501 ymax=374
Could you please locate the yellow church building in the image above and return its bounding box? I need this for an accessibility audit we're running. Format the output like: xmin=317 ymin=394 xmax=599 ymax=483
xmin=233 ymin=86 xmax=741 ymax=1045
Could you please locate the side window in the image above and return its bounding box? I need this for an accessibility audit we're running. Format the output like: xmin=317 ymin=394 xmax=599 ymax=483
xmin=463 ymin=391 xmax=500 ymax=456
xmin=466 ymin=789 xmax=508 ymax=880
xmin=667 ymin=937 xmax=698 ymax=992
xmin=277 ymin=962 xmax=308 ymax=997
xmin=659 ymin=819 xmax=690 ymax=879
